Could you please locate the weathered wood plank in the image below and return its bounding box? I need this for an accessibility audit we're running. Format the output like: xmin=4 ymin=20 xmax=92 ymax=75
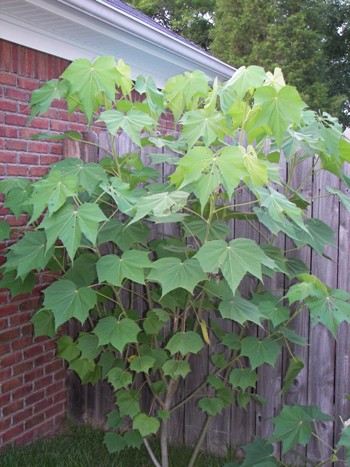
xmin=307 ymin=167 xmax=339 ymax=462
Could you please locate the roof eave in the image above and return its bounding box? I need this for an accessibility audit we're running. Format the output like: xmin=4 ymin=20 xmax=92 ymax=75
xmin=56 ymin=0 xmax=236 ymax=80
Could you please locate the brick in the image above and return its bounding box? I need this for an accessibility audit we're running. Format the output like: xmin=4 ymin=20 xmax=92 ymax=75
xmin=53 ymin=389 xmax=67 ymax=404
xmin=19 ymin=153 xmax=39 ymax=165
xmin=1 ymin=351 xmax=22 ymax=367
xmin=0 ymin=71 xmax=17 ymax=86
xmin=2 ymin=399 xmax=24 ymax=417
xmin=45 ymin=401 xmax=65 ymax=419
xmin=34 ymin=374 xmax=53 ymax=391
xmin=0 ymin=367 xmax=12 ymax=380
xmin=6 ymin=139 xmax=28 ymax=151
xmin=0 ymin=150 xmax=18 ymax=163
xmin=12 ymin=382 xmax=33 ymax=400
xmin=1 ymin=376 xmax=23 ymax=393
xmin=45 ymin=380 xmax=65 ymax=397
xmin=23 ymin=344 xmax=44 ymax=359
xmin=0 ymin=99 xmax=17 ymax=112
xmin=0 ymin=393 xmax=11 ymax=407
xmin=5 ymin=113 xmax=27 ymax=127
xmin=45 ymin=360 xmax=63 ymax=375
xmin=24 ymin=412 xmax=45 ymax=430
xmin=0 ymin=342 xmax=11 ymax=356
xmin=17 ymin=76 xmax=39 ymax=91
xmin=6 ymin=165 xmax=28 ymax=176
xmin=5 ymin=87 xmax=28 ymax=101
xmin=24 ymin=367 xmax=43 ymax=383
xmin=0 ymin=303 xmax=18 ymax=318
xmin=0 ymin=417 xmax=11 ymax=433
xmin=0 ymin=317 xmax=8 ymax=330
xmin=2 ymin=424 xmax=24 ymax=443
xmin=12 ymin=407 xmax=33 ymax=425
xmin=49 ymin=144 xmax=63 ymax=155
xmin=0 ymin=126 xmax=18 ymax=138
xmin=25 ymin=389 xmax=45 ymax=406
xmin=12 ymin=360 xmax=34 ymax=376
xmin=27 ymin=141 xmax=49 ymax=153
xmin=40 ymin=154 xmax=60 ymax=165
xmin=0 ymin=327 xmax=21 ymax=342
xmin=9 ymin=311 xmax=31 ymax=327
xmin=18 ymin=103 xmax=31 ymax=115
xmin=50 ymin=120 xmax=69 ymax=132
xmin=34 ymin=396 xmax=53 ymax=414
xmin=11 ymin=336 xmax=33 ymax=351
xmin=28 ymin=166 xmax=48 ymax=177
xmin=30 ymin=117 xmax=50 ymax=130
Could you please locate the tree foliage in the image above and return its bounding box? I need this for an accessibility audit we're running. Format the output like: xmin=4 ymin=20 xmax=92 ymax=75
xmin=211 ymin=0 xmax=349 ymax=126
xmin=127 ymin=0 xmax=215 ymax=50
xmin=1 ymin=57 xmax=350 ymax=466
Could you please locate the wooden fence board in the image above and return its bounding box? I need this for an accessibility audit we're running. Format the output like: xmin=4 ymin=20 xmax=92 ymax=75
xmin=64 ymin=132 xmax=350 ymax=463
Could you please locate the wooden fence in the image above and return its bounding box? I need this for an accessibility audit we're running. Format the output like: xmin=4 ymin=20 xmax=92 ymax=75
xmin=64 ymin=132 xmax=350 ymax=464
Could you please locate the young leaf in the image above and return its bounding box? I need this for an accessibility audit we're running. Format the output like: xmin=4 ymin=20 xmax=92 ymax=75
xmin=93 ymin=317 xmax=141 ymax=352
xmin=107 ymin=367 xmax=132 ymax=390
xmin=229 ymin=368 xmax=259 ymax=391
xmin=61 ymin=56 xmax=118 ymax=123
xmin=5 ymin=231 xmax=54 ymax=279
xmin=241 ymin=438 xmax=278 ymax=466
xmin=219 ymin=294 xmax=265 ymax=326
xmin=96 ymin=250 xmax=152 ymax=287
xmin=116 ymin=389 xmax=140 ymax=418
xmin=76 ymin=333 xmax=100 ymax=360
xmin=198 ymin=397 xmax=225 ymax=416
xmin=162 ymin=360 xmax=191 ymax=379
xmin=30 ymin=309 xmax=55 ymax=338
xmin=129 ymin=356 xmax=156 ymax=373
xmin=307 ymin=289 xmax=350 ymax=337
xmin=143 ymin=309 xmax=170 ymax=335
xmin=252 ymin=85 xmax=306 ymax=145
xmin=224 ymin=65 xmax=266 ymax=101
xmin=133 ymin=413 xmax=160 ymax=438
xmin=43 ymin=280 xmax=97 ymax=328
xmin=104 ymin=432 xmax=127 ymax=454
xmin=98 ymin=109 xmax=155 ymax=146
xmin=240 ymin=337 xmax=280 ymax=370
xmin=180 ymin=109 xmax=226 ymax=148
xmin=165 ymin=331 xmax=204 ymax=356
xmin=56 ymin=336 xmax=80 ymax=362
xmin=123 ymin=430 xmax=143 ymax=449
xmin=28 ymin=78 xmax=68 ymax=121
xmin=147 ymin=257 xmax=207 ymax=297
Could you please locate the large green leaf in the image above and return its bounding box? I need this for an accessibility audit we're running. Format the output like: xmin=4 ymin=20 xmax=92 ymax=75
xmin=100 ymin=178 xmax=138 ymax=215
xmin=56 ymin=335 xmax=80 ymax=362
xmin=76 ymin=333 xmax=100 ymax=360
xmin=180 ymin=109 xmax=226 ymax=148
xmin=61 ymin=56 xmax=118 ymax=123
xmin=292 ymin=218 xmax=335 ymax=256
xmin=271 ymin=405 xmax=332 ymax=454
xmin=182 ymin=217 xmax=230 ymax=243
xmin=116 ymin=389 xmax=140 ymax=418
xmin=147 ymin=257 xmax=207 ymax=296
xmin=198 ymin=397 xmax=225 ymax=416
xmin=240 ymin=337 xmax=280 ymax=369
xmin=96 ymin=250 xmax=152 ymax=286
xmin=97 ymin=218 xmax=150 ymax=251
xmin=0 ymin=270 xmax=36 ymax=298
xmin=229 ymin=368 xmax=259 ymax=391
xmin=29 ymin=78 xmax=68 ymax=121
xmin=5 ymin=231 xmax=54 ymax=279
xmin=162 ymin=360 xmax=191 ymax=379
xmin=30 ymin=309 xmax=55 ymax=338
xmin=28 ymin=170 xmax=78 ymax=222
xmin=163 ymin=70 xmax=209 ymax=122
xmin=135 ymin=74 xmax=165 ymax=118
xmin=104 ymin=433 xmax=127 ymax=454
xmin=307 ymin=289 xmax=350 ymax=337
xmin=40 ymin=203 xmax=107 ymax=259
xmin=51 ymin=158 xmax=108 ymax=194
xmin=63 ymin=253 xmax=98 ymax=287
xmin=194 ymin=238 xmax=275 ymax=295
xmin=252 ymin=85 xmax=306 ymax=145
xmin=224 ymin=66 xmax=266 ymax=101
xmin=281 ymin=357 xmax=304 ymax=395
xmin=219 ymin=294 xmax=265 ymax=326
xmin=143 ymin=309 xmax=170 ymax=335
xmin=133 ymin=413 xmax=160 ymax=437
xmin=98 ymin=109 xmax=154 ymax=145
xmin=107 ymin=367 xmax=132 ymax=390
xmin=93 ymin=317 xmax=141 ymax=352
xmin=241 ymin=438 xmax=278 ymax=466
xmin=3 ymin=179 xmax=33 ymax=218
xmin=165 ymin=331 xmax=204 ymax=356
xmin=43 ymin=279 xmax=97 ymax=328
xmin=130 ymin=191 xmax=189 ymax=225
xmin=130 ymin=356 xmax=156 ymax=373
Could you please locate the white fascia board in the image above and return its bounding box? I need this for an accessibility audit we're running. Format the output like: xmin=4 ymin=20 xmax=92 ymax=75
xmin=56 ymin=0 xmax=236 ymax=80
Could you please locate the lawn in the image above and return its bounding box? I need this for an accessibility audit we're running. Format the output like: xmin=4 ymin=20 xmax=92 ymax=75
xmin=0 ymin=423 xmax=236 ymax=466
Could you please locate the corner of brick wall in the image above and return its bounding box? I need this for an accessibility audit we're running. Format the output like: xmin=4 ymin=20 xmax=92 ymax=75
xmin=0 ymin=39 xmax=95 ymax=448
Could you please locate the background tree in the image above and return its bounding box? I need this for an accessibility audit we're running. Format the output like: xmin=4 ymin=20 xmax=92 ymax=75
xmin=127 ymin=0 xmax=215 ymax=50
xmin=210 ymin=0 xmax=349 ymax=126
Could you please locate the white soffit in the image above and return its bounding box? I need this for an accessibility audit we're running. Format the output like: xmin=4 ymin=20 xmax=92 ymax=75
xmin=0 ymin=0 xmax=235 ymax=87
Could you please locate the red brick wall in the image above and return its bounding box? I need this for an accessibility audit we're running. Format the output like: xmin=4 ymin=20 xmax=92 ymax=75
xmin=0 ymin=40 xmax=97 ymax=447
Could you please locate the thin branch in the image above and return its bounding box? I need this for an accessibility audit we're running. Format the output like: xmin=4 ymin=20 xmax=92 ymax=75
xmin=143 ymin=438 xmax=161 ymax=467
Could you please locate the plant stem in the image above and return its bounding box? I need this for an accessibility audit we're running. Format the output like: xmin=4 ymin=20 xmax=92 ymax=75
xmin=188 ymin=415 xmax=212 ymax=467
xmin=143 ymin=438 xmax=161 ymax=467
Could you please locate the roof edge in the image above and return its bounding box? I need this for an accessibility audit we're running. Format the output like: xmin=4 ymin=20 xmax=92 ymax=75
xmin=56 ymin=0 xmax=236 ymax=79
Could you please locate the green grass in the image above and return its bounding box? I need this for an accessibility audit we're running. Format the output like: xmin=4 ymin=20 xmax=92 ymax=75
xmin=0 ymin=423 xmax=236 ymax=467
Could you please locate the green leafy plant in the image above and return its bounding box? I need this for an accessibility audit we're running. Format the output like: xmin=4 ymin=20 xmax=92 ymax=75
xmin=1 ymin=58 xmax=350 ymax=466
